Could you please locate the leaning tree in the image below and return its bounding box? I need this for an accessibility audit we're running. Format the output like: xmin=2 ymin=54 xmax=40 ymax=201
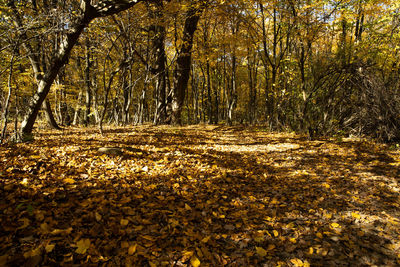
xmin=4 ymin=0 xmax=147 ymax=140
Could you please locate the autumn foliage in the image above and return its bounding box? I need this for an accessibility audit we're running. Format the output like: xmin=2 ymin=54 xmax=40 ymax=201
xmin=1 ymin=126 xmax=399 ymax=266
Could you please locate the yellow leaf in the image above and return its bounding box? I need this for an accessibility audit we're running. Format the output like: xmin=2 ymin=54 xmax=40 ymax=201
xmin=331 ymin=223 xmax=340 ymax=228
xmin=290 ymin=258 xmax=303 ymax=266
xmin=303 ymin=260 xmax=311 ymax=267
xmin=50 ymin=227 xmax=72 ymax=235
xmin=273 ymin=230 xmax=279 ymax=237
xmin=120 ymin=219 xmax=129 ymax=226
xmin=201 ymin=236 xmax=211 ymax=243
xmin=308 ymin=247 xmax=314 ymax=254
xmin=289 ymin=237 xmax=297 ymax=243
xmin=255 ymin=247 xmax=267 ymax=257
xmin=63 ymin=178 xmax=75 ymax=184
xmin=182 ymin=250 xmax=194 ymax=257
xmin=149 ymin=262 xmax=157 ymax=267
xmin=267 ymin=244 xmax=275 ymax=250
xmin=351 ymin=212 xmax=361 ymax=219
xmin=128 ymin=244 xmax=137 ymax=255
xmin=45 ymin=244 xmax=55 ymax=253
xmin=316 ymin=232 xmax=323 ymax=238
xmin=95 ymin=212 xmax=102 ymax=221
xmin=190 ymin=254 xmax=201 ymax=267
xmin=185 ymin=203 xmax=192 ymax=210
xmin=75 ymin=239 xmax=90 ymax=254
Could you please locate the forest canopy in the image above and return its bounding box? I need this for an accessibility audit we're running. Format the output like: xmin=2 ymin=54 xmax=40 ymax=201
xmin=1 ymin=0 xmax=400 ymax=141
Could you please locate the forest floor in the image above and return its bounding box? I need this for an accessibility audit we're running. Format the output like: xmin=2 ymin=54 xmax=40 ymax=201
xmin=0 ymin=125 xmax=400 ymax=266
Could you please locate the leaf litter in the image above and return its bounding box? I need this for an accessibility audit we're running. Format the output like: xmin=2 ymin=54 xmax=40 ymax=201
xmin=0 ymin=125 xmax=399 ymax=266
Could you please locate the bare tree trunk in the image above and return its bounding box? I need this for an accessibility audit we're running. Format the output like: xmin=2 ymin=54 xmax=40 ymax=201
xmin=134 ymin=88 xmax=147 ymax=125
xmin=1 ymin=54 xmax=15 ymax=142
xmin=192 ymin=65 xmax=200 ymax=124
xmin=206 ymin=61 xmax=212 ymax=124
xmin=84 ymin=37 xmax=92 ymax=126
xmin=149 ymin=0 xmax=168 ymax=125
xmin=99 ymin=68 xmax=117 ymax=134
xmin=43 ymin=99 xmax=62 ymax=129
xmin=170 ymin=4 xmax=205 ymax=125
xmin=247 ymin=46 xmax=258 ymax=124
xmin=227 ymin=54 xmax=237 ymax=126
xmin=214 ymin=68 xmax=219 ymax=124
xmin=227 ymin=18 xmax=239 ymax=126
xmin=73 ymin=90 xmax=83 ymax=125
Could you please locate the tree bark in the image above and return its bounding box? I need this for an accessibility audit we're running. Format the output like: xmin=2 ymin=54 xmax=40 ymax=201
xmin=43 ymin=99 xmax=62 ymax=129
xmin=170 ymin=3 xmax=205 ymax=125
xmin=1 ymin=54 xmax=15 ymax=142
xmin=150 ymin=1 xmax=167 ymax=125
xmin=84 ymin=37 xmax=92 ymax=126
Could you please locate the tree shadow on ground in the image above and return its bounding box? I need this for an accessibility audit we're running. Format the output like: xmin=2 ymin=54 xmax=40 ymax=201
xmin=0 ymin=126 xmax=399 ymax=266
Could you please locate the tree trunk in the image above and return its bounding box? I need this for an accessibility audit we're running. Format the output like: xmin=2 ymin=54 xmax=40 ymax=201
xmin=1 ymin=54 xmax=15 ymax=142
xmin=84 ymin=37 xmax=92 ymax=126
xmin=227 ymin=53 xmax=237 ymax=126
xmin=170 ymin=4 xmax=204 ymax=125
xmin=148 ymin=0 xmax=168 ymax=125
xmin=43 ymin=99 xmax=62 ymax=129
xmin=73 ymin=90 xmax=83 ymax=125
xmin=206 ymin=61 xmax=212 ymax=124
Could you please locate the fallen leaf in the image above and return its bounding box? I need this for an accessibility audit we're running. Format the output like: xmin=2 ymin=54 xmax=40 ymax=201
xmin=95 ymin=212 xmax=102 ymax=221
xmin=128 ymin=244 xmax=137 ymax=255
xmin=45 ymin=244 xmax=55 ymax=253
xmin=75 ymin=239 xmax=90 ymax=254
xmin=120 ymin=218 xmax=129 ymax=226
xmin=331 ymin=223 xmax=340 ymax=228
xmin=201 ymin=236 xmax=211 ymax=243
xmin=256 ymin=247 xmax=268 ymax=257
xmin=63 ymin=178 xmax=75 ymax=184
xmin=273 ymin=230 xmax=279 ymax=237
xmin=190 ymin=254 xmax=201 ymax=267
xmin=50 ymin=227 xmax=72 ymax=235
xmin=290 ymin=258 xmax=303 ymax=266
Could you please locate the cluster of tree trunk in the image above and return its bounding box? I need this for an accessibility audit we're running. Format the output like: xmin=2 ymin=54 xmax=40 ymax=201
xmin=1 ymin=0 xmax=400 ymax=142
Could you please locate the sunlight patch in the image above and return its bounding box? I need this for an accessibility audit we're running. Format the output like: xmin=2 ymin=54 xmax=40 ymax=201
xmin=210 ymin=143 xmax=300 ymax=153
